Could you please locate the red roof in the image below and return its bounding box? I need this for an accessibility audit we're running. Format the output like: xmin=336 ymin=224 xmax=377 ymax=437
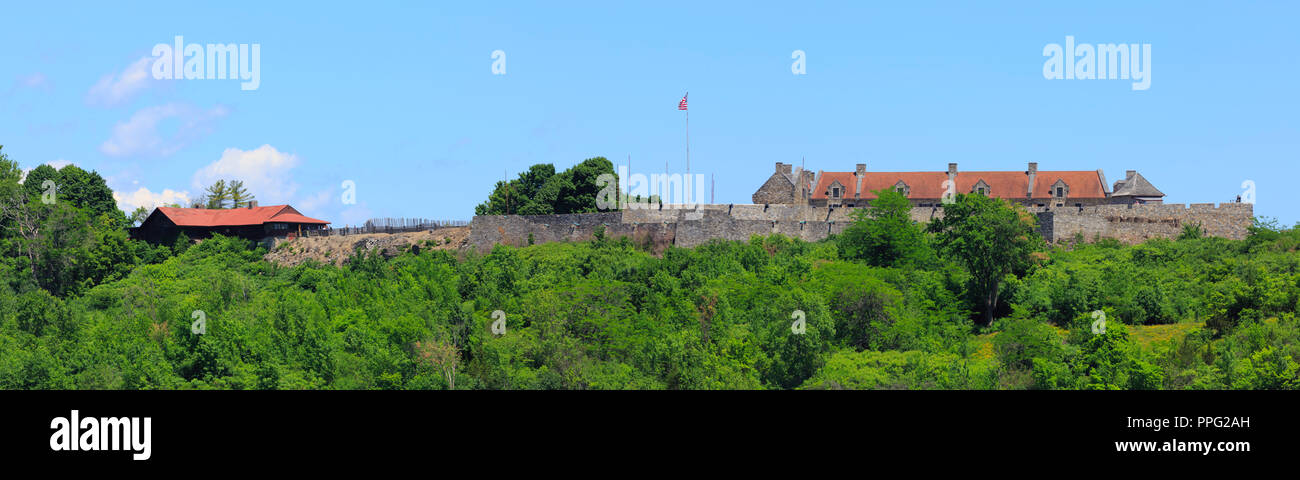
xmin=954 ymin=171 xmax=1031 ymax=199
xmin=152 ymin=205 xmax=329 ymax=227
xmin=812 ymin=170 xmax=1107 ymax=200
xmin=858 ymin=172 xmax=950 ymax=199
xmin=814 ymin=172 xmax=861 ymax=199
xmin=1030 ymin=171 xmax=1106 ymax=199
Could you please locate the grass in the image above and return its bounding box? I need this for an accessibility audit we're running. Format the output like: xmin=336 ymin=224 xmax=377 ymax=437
xmin=971 ymin=320 xmax=1206 ymax=362
xmin=1128 ymin=321 xmax=1204 ymax=351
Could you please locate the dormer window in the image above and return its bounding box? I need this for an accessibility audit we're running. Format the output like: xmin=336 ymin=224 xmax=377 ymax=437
xmin=827 ymin=180 xmax=845 ymax=199
xmin=972 ymin=179 xmax=991 ymax=196
xmin=1051 ymin=179 xmax=1069 ymax=199
xmin=893 ymin=180 xmax=910 ymax=197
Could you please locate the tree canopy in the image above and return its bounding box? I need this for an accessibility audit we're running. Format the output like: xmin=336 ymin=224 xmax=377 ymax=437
xmin=927 ymin=193 xmax=1044 ymax=326
xmin=475 ymin=157 xmax=618 ymax=216
xmin=199 ymin=179 xmax=257 ymax=209
xmin=838 ymin=188 xmax=934 ymax=268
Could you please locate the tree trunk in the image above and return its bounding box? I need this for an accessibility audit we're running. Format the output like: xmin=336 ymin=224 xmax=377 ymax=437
xmin=983 ymin=282 xmax=1000 ymax=326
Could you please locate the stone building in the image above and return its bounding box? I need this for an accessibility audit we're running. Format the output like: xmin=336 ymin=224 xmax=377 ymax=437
xmin=751 ymin=162 xmax=815 ymax=205
xmin=752 ymin=161 xmax=1165 ymax=209
xmin=1109 ymin=170 xmax=1166 ymax=205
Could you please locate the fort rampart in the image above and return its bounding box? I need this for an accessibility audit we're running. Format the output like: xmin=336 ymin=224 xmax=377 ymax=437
xmin=467 ymin=202 xmax=1253 ymax=251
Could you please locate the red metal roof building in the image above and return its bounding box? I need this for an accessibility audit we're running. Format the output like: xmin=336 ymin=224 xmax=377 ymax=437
xmin=131 ymin=203 xmax=330 ymax=243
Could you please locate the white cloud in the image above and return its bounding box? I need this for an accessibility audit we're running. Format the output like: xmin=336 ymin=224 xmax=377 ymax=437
xmin=113 ymin=187 xmax=192 ymax=212
xmin=296 ymin=187 xmax=334 ymax=213
xmin=15 ymin=72 xmax=51 ymax=91
xmin=99 ymin=103 xmax=228 ymax=157
xmin=87 ymin=57 xmax=154 ymax=107
xmin=192 ymin=145 xmax=300 ymax=205
xmin=106 ymin=145 xmax=338 ymax=221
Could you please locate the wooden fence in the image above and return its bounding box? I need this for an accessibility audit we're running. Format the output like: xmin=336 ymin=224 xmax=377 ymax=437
xmin=304 ymin=218 xmax=469 ymax=237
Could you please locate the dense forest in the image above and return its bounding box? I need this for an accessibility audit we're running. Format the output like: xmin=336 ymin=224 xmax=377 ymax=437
xmin=2 ymin=148 xmax=1298 ymax=390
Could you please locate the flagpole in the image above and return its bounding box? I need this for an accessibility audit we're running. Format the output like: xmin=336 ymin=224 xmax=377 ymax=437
xmin=678 ymin=91 xmax=691 ymax=205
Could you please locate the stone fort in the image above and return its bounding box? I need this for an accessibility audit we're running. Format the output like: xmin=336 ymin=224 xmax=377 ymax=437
xmin=468 ymin=162 xmax=1253 ymax=251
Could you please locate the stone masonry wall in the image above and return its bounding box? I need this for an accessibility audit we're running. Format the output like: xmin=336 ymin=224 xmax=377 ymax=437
xmin=468 ymin=212 xmax=675 ymax=252
xmin=467 ymin=202 xmax=1253 ymax=252
xmin=1038 ymin=202 xmax=1253 ymax=244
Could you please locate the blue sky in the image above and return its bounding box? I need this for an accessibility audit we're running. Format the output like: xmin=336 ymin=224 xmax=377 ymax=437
xmin=1 ymin=1 xmax=1296 ymax=225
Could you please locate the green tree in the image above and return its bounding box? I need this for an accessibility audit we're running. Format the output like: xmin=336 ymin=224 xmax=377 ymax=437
xmin=557 ymin=157 xmax=616 ymax=213
xmin=227 ymin=180 xmax=255 ymax=208
xmin=839 ymin=188 xmax=931 ymax=267
xmin=1178 ymin=222 xmax=1204 ymax=241
xmin=474 ymin=158 xmax=618 ymax=215
xmin=22 ymin=164 xmax=59 ymax=200
xmin=129 ymin=206 xmax=150 ymax=227
xmin=20 ymin=164 xmax=121 ymax=225
xmin=55 ymin=165 xmax=119 ymax=222
xmin=928 ymin=193 xmax=1044 ymax=326
xmin=204 ymin=180 xmax=230 ymax=209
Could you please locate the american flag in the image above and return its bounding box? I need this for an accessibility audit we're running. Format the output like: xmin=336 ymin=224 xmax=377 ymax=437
xmin=678 ymin=93 xmax=688 ymax=111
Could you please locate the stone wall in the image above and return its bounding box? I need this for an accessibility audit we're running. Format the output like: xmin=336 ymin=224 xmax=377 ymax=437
xmin=1037 ymin=202 xmax=1253 ymax=244
xmin=671 ymin=209 xmax=848 ymax=248
xmin=467 ymin=202 xmax=1253 ymax=252
xmin=468 ymin=212 xmax=675 ymax=252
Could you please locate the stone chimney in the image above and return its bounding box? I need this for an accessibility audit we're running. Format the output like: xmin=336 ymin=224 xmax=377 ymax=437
xmin=1126 ymin=170 xmax=1136 ymax=179
xmin=777 ymin=162 xmax=792 ymax=175
xmin=854 ymin=164 xmax=866 ymax=199
xmin=248 ymin=200 xmax=259 ymax=209
xmin=947 ymin=162 xmax=958 ymax=183
xmin=1026 ymin=162 xmax=1038 ymax=198
xmin=791 ymin=166 xmax=804 ymax=202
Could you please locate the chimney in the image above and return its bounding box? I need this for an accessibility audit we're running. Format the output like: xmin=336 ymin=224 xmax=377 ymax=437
xmin=853 ymin=164 xmax=866 ymax=199
xmin=948 ymin=163 xmax=958 ymax=175
xmin=248 ymin=200 xmax=258 ymax=209
xmin=1026 ymin=163 xmax=1038 ymax=198
xmin=1126 ymin=170 xmax=1136 ymax=179
xmin=800 ymin=169 xmax=815 ymax=204
xmin=776 ymin=162 xmax=792 ymax=175
xmin=792 ymin=166 xmax=803 ymax=201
